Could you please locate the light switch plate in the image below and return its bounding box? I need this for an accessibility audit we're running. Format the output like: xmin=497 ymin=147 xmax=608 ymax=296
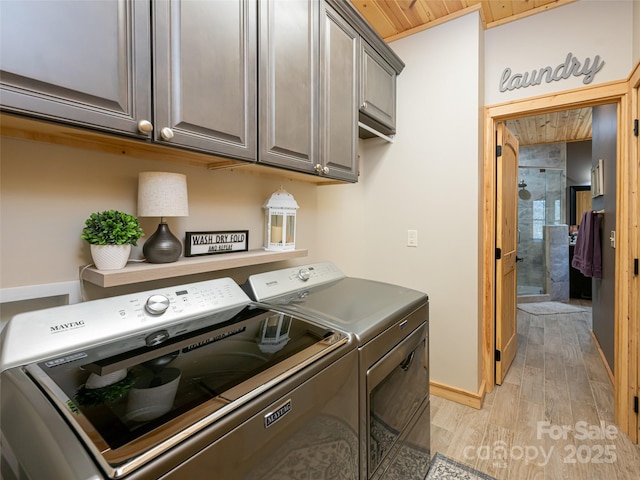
xmin=407 ymin=230 xmax=418 ymax=247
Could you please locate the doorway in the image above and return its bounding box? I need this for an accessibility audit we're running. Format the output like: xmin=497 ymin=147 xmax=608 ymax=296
xmin=482 ymin=79 xmax=634 ymax=439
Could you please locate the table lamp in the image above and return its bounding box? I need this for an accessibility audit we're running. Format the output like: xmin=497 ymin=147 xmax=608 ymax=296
xmin=137 ymin=172 xmax=189 ymax=263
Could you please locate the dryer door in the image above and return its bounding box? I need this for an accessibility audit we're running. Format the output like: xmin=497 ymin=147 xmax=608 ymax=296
xmin=366 ymin=323 xmax=429 ymax=478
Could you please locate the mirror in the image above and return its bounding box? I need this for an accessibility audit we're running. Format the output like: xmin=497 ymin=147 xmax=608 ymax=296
xmin=569 ymin=185 xmax=591 ymax=225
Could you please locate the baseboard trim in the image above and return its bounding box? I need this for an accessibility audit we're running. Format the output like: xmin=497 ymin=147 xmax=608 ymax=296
xmin=589 ymin=329 xmax=615 ymax=385
xmin=430 ymin=379 xmax=485 ymax=409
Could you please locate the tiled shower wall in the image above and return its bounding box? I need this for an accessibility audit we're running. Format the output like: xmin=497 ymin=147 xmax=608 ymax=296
xmin=517 ymin=144 xmax=567 ymax=295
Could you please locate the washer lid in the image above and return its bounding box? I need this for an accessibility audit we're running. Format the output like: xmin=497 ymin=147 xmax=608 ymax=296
xmin=253 ymin=277 xmax=428 ymax=345
xmin=22 ymin=305 xmax=349 ymax=478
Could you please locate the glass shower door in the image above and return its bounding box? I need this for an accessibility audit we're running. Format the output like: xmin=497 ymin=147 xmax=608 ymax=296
xmin=517 ymin=167 xmax=564 ymax=296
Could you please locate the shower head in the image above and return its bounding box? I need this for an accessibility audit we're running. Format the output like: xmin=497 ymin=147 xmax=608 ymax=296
xmin=518 ymin=179 xmax=531 ymax=200
xmin=519 ymin=188 xmax=531 ymax=200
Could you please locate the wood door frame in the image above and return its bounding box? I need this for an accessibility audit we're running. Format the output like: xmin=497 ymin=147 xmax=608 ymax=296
xmin=482 ymin=77 xmax=636 ymax=439
xmin=630 ymin=62 xmax=640 ymax=444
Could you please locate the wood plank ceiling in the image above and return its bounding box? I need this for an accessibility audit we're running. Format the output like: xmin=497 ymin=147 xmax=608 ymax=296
xmin=505 ymin=108 xmax=592 ymax=146
xmin=350 ymin=0 xmax=578 ymax=41
xmin=350 ymin=0 xmax=592 ymax=146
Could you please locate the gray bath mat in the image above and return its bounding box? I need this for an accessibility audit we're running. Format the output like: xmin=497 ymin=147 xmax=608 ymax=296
xmin=517 ymin=302 xmax=588 ymax=315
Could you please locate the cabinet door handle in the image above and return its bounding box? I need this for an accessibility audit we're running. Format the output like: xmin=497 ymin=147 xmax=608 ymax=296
xmin=137 ymin=120 xmax=153 ymax=134
xmin=400 ymin=351 xmax=415 ymax=372
xmin=361 ymin=101 xmax=367 ymax=110
xmin=314 ymin=165 xmax=329 ymax=175
xmin=160 ymin=127 xmax=174 ymax=141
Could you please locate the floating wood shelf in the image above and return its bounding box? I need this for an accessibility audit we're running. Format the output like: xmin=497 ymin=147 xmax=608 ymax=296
xmin=82 ymin=249 xmax=308 ymax=288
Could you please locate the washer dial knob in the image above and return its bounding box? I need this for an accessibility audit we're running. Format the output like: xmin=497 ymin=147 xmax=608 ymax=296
xmin=297 ymin=268 xmax=311 ymax=282
xmin=145 ymin=294 xmax=170 ymax=315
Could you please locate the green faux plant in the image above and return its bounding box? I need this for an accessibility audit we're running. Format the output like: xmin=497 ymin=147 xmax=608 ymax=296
xmin=81 ymin=210 xmax=144 ymax=246
xmin=75 ymin=371 xmax=136 ymax=407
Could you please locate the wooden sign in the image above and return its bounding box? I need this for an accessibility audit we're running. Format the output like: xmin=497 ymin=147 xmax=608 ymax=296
xmin=185 ymin=231 xmax=249 ymax=257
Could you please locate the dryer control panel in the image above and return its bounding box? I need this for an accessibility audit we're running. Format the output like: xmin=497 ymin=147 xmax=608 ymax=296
xmin=244 ymin=261 xmax=346 ymax=301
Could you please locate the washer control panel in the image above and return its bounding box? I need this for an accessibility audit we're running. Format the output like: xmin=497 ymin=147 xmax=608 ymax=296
xmin=0 ymin=277 xmax=250 ymax=371
xmin=245 ymin=261 xmax=345 ymax=301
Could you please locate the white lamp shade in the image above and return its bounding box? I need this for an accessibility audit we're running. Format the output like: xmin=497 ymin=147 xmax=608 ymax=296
xmin=138 ymin=172 xmax=189 ymax=217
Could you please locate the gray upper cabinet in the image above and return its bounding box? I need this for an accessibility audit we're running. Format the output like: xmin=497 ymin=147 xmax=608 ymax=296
xmin=258 ymin=0 xmax=318 ymax=173
xmin=153 ymin=0 xmax=257 ymax=160
xmin=319 ymin=3 xmax=359 ymax=182
xmin=1 ymin=0 xmax=401 ymax=183
xmin=359 ymin=41 xmax=396 ymax=136
xmin=325 ymin=0 xmax=404 ymax=140
xmin=0 ymin=0 xmax=256 ymax=160
xmin=0 ymin=0 xmax=152 ymax=136
xmin=258 ymin=0 xmax=359 ymax=182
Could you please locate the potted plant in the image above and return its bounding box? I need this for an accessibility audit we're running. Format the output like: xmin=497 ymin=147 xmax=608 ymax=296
xmin=81 ymin=210 xmax=144 ymax=270
xmin=75 ymin=370 xmax=136 ymax=407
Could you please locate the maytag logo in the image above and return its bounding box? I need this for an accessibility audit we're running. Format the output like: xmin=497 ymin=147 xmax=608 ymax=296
xmin=50 ymin=320 xmax=86 ymax=334
xmin=264 ymin=399 xmax=292 ymax=428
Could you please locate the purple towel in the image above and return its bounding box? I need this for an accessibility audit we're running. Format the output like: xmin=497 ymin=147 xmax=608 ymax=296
xmin=571 ymin=210 xmax=602 ymax=278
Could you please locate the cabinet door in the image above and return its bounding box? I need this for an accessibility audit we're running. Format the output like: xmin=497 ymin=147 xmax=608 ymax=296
xmin=259 ymin=0 xmax=318 ymax=172
xmin=0 ymin=0 xmax=151 ymax=136
xmin=153 ymin=0 xmax=257 ymax=161
xmin=320 ymin=3 xmax=359 ymax=183
xmin=360 ymin=41 xmax=396 ymax=134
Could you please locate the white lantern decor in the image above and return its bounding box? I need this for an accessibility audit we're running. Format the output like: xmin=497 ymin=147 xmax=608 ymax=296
xmin=263 ymin=187 xmax=299 ymax=251
xmin=257 ymin=313 xmax=292 ymax=353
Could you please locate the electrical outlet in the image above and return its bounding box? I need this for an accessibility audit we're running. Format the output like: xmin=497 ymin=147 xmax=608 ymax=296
xmin=407 ymin=230 xmax=418 ymax=247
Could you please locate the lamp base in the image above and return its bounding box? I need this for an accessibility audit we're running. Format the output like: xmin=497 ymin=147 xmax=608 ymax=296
xmin=143 ymin=223 xmax=182 ymax=263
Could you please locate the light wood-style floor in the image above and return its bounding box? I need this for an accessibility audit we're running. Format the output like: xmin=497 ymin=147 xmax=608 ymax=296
xmin=430 ymin=301 xmax=640 ymax=479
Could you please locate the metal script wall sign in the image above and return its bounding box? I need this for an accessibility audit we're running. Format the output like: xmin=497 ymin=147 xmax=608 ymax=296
xmin=185 ymin=230 xmax=249 ymax=257
xmin=500 ymin=52 xmax=605 ymax=93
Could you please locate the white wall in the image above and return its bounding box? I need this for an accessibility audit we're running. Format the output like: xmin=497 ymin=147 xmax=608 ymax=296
xmin=485 ymin=0 xmax=634 ymax=105
xmin=318 ymin=12 xmax=484 ymax=394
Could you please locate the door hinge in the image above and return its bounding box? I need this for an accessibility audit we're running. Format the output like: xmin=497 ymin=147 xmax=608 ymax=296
xmin=495 ymin=350 xmax=501 ymax=362
xmin=496 ymin=145 xmax=502 ymax=157
xmin=634 ymin=119 xmax=639 ymax=137
xmin=496 ymin=247 xmax=502 ymax=260
xmin=634 ymin=396 xmax=639 ymax=414
xmin=634 ymin=258 xmax=639 ymax=276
